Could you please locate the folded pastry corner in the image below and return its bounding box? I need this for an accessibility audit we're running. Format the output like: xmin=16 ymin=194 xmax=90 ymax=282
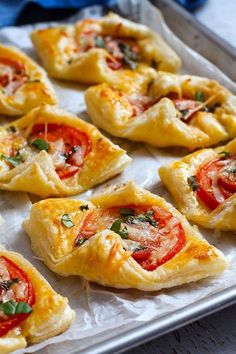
xmin=159 ymin=138 xmax=236 ymax=230
xmin=0 ymin=105 xmax=131 ymax=197
xmin=0 ymin=44 xmax=57 ymax=116
xmin=31 ymin=13 xmax=181 ymax=85
xmin=85 ymin=71 xmax=236 ymax=149
xmin=23 ymin=181 xmax=227 ymax=292
xmin=0 ymin=247 xmax=75 ymax=353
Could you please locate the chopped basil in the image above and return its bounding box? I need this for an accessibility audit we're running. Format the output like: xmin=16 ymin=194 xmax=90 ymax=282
xmin=30 ymin=138 xmax=49 ymax=151
xmin=0 ymin=300 xmax=32 ymax=316
xmin=67 ymin=58 xmax=73 ymax=65
xmin=123 ymin=56 xmax=137 ymax=70
xmin=225 ymin=167 xmax=236 ymax=175
xmin=94 ymin=36 xmax=105 ymax=48
xmin=180 ymin=109 xmax=189 ymax=120
xmin=61 ymin=214 xmax=74 ymax=228
xmin=0 ymin=153 xmax=23 ymax=167
xmin=133 ymin=245 xmax=147 ymax=252
xmin=110 ymin=219 xmax=129 ymax=239
xmin=75 ymin=238 xmax=87 ymax=246
xmin=195 ymin=91 xmax=205 ymax=102
xmin=218 ymin=151 xmax=230 ymax=158
xmin=118 ymin=42 xmax=139 ymax=70
xmin=0 ymin=278 xmax=19 ymax=291
xmin=72 ymin=145 xmax=81 ymax=153
xmin=79 ymin=204 xmax=89 ymax=211
xmin=111 ymin=219 xmax=122 ymax=233
xmin=119 ymin=208 xmax=135 ymax=216
xmin=6 ymin=126 xmax=16 ymax=133
xmin=125 ymin=210 xmax=158 ymax=228
xmin=187 ymin=175 xmax=199 ymax=191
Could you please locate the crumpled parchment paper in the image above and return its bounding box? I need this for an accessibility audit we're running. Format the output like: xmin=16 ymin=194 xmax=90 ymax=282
xmin=0 ymin=0 xmax=235 ymax=353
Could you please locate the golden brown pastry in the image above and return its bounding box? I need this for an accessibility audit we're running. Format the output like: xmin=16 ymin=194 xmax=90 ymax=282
xmin=0 ymin=105 xmax=131 ymax=197
xmin=85 ymin=71 xmax=236 ymax=149
xmin=31 ymin=13 xmax=181 ymax=85
xmin=23 ymin=182 xmax=227 ymax=291
xmin=0 ymin=247 xmax=74 ymax=353
xmin=159 ymin=139 xmax=236 ymax=230
xmin=0 ymin=44 xmax=57 ymax=116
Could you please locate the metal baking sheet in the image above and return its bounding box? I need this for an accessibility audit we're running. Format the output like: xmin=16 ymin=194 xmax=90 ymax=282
xmin=1 ymin=1 xmax=235 ymax=353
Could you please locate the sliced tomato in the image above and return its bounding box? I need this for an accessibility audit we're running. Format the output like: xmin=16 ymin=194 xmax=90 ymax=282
xmin=106 ymin=57 xmax=122 ymax=70
xmin=0 ymin=58 xmax=26 ymax=94
xmin=0 ymin=256 xmax=35 ymax=337
xmin=30 ymin=124 xmax=92 ymax=179
xmin=127 ymin=94 xmax=158 ymax=117
xmin=76 ymin=204 xmax=185 ymax=271
xmin=196 ymin=157 xmax=235 ymax=210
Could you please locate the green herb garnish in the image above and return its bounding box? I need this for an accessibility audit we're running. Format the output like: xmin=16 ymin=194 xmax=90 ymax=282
xmin=180 ymin=109 xmax=189 ymax=120
xmin=125 ymin=210 xmax=158 ymax=228
xmin=67 ymin=58 xmax=73 ymax=65
xmin=75 ymin=238 xmax=86 ymax=246
xmin=94 ymin=36 xmax=105 ymax=48
xmin=6 ymin=126 xmax=16 ymax=133
xmin=218 ymin=151 xmax=230 ymax=158
xmin=195 ymin=91 xmax=205 ymax=102
xmin=225 ymin=167 xmax=236 ymax=175
xmin=110 ymin=219 xmax=129 ymax=239
xmin=187 ymin=175 xmax=199 ymax=191
xmin=79 ymin=204 xmax=89 ymax=211
xmin=30 ymin=139 xmax=49 ymax=151
xmin=1 ymin=153 xmax=23 ymax=167
xmin=118 ymin=42 xmax=139 ymax=70
xmin=0 ymin=300 xmax=32 ymax=316
xmin=119 ymin=208 xmax=135 ymax=216
xmin=0 ymin=278 xmax=19 ymax=292
xmin=61 ymin=214 xmax=74 ymax=228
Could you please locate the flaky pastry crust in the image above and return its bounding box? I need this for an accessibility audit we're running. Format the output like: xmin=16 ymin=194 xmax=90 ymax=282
xmin=85 ymin=71 xmax=236 ymax=149
xmin=0 ymin=44 xmax=57 ymax=116
xmin=23 ymin=182 xmax=227 ymax=292
xmin=159 ymin=139 xmax=236 ymax=230
xmin=0 ymin=248 xmax=75 ymax=353
xmin=0 ymin=105 xmax=131 ymax=197
xmin=31 ymin=13 xmax=181 ymax=85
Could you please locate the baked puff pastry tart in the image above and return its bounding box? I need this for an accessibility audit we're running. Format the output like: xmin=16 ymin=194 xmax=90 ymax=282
xmin=23 ymin=182 xmax=227 ymax=292
xmin=159 ymin=139 xmax=236 ymax=231
xmin=0 ymin=105 xmax=131 ymax=197
xmin=85 ymin=71 xmax=236 ymax=149
xmin=0 ymin=248 xmax=74 ymax=353
xmin=0 ymin=44 xmax=57 ymax=116
xmin=30 ymin=13 xmax=181 ymax=86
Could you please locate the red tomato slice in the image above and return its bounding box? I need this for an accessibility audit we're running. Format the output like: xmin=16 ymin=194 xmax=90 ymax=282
xmin=196 ymin=157 xmax=235 ymax=210
xmin=0 ymin=58 xmax=26 ymax=94
xmin=128 ymin=94 xmax=158 ymax=117
xmin=30 ymin=124 xmax=92 ymax=179
xmin=76 ymin=205 xmax=185 ymax=271
xmin=172 ymin=99 xmax=199 ymax=111
xmin=0 ymin=256 xmax=35 ymax=337
xmin=106 ymin=57 xmax=123 ymax=70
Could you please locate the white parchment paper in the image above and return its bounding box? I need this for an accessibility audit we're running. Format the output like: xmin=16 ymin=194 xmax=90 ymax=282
xmin=0 ymin=0 xmax=236 ymax=353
